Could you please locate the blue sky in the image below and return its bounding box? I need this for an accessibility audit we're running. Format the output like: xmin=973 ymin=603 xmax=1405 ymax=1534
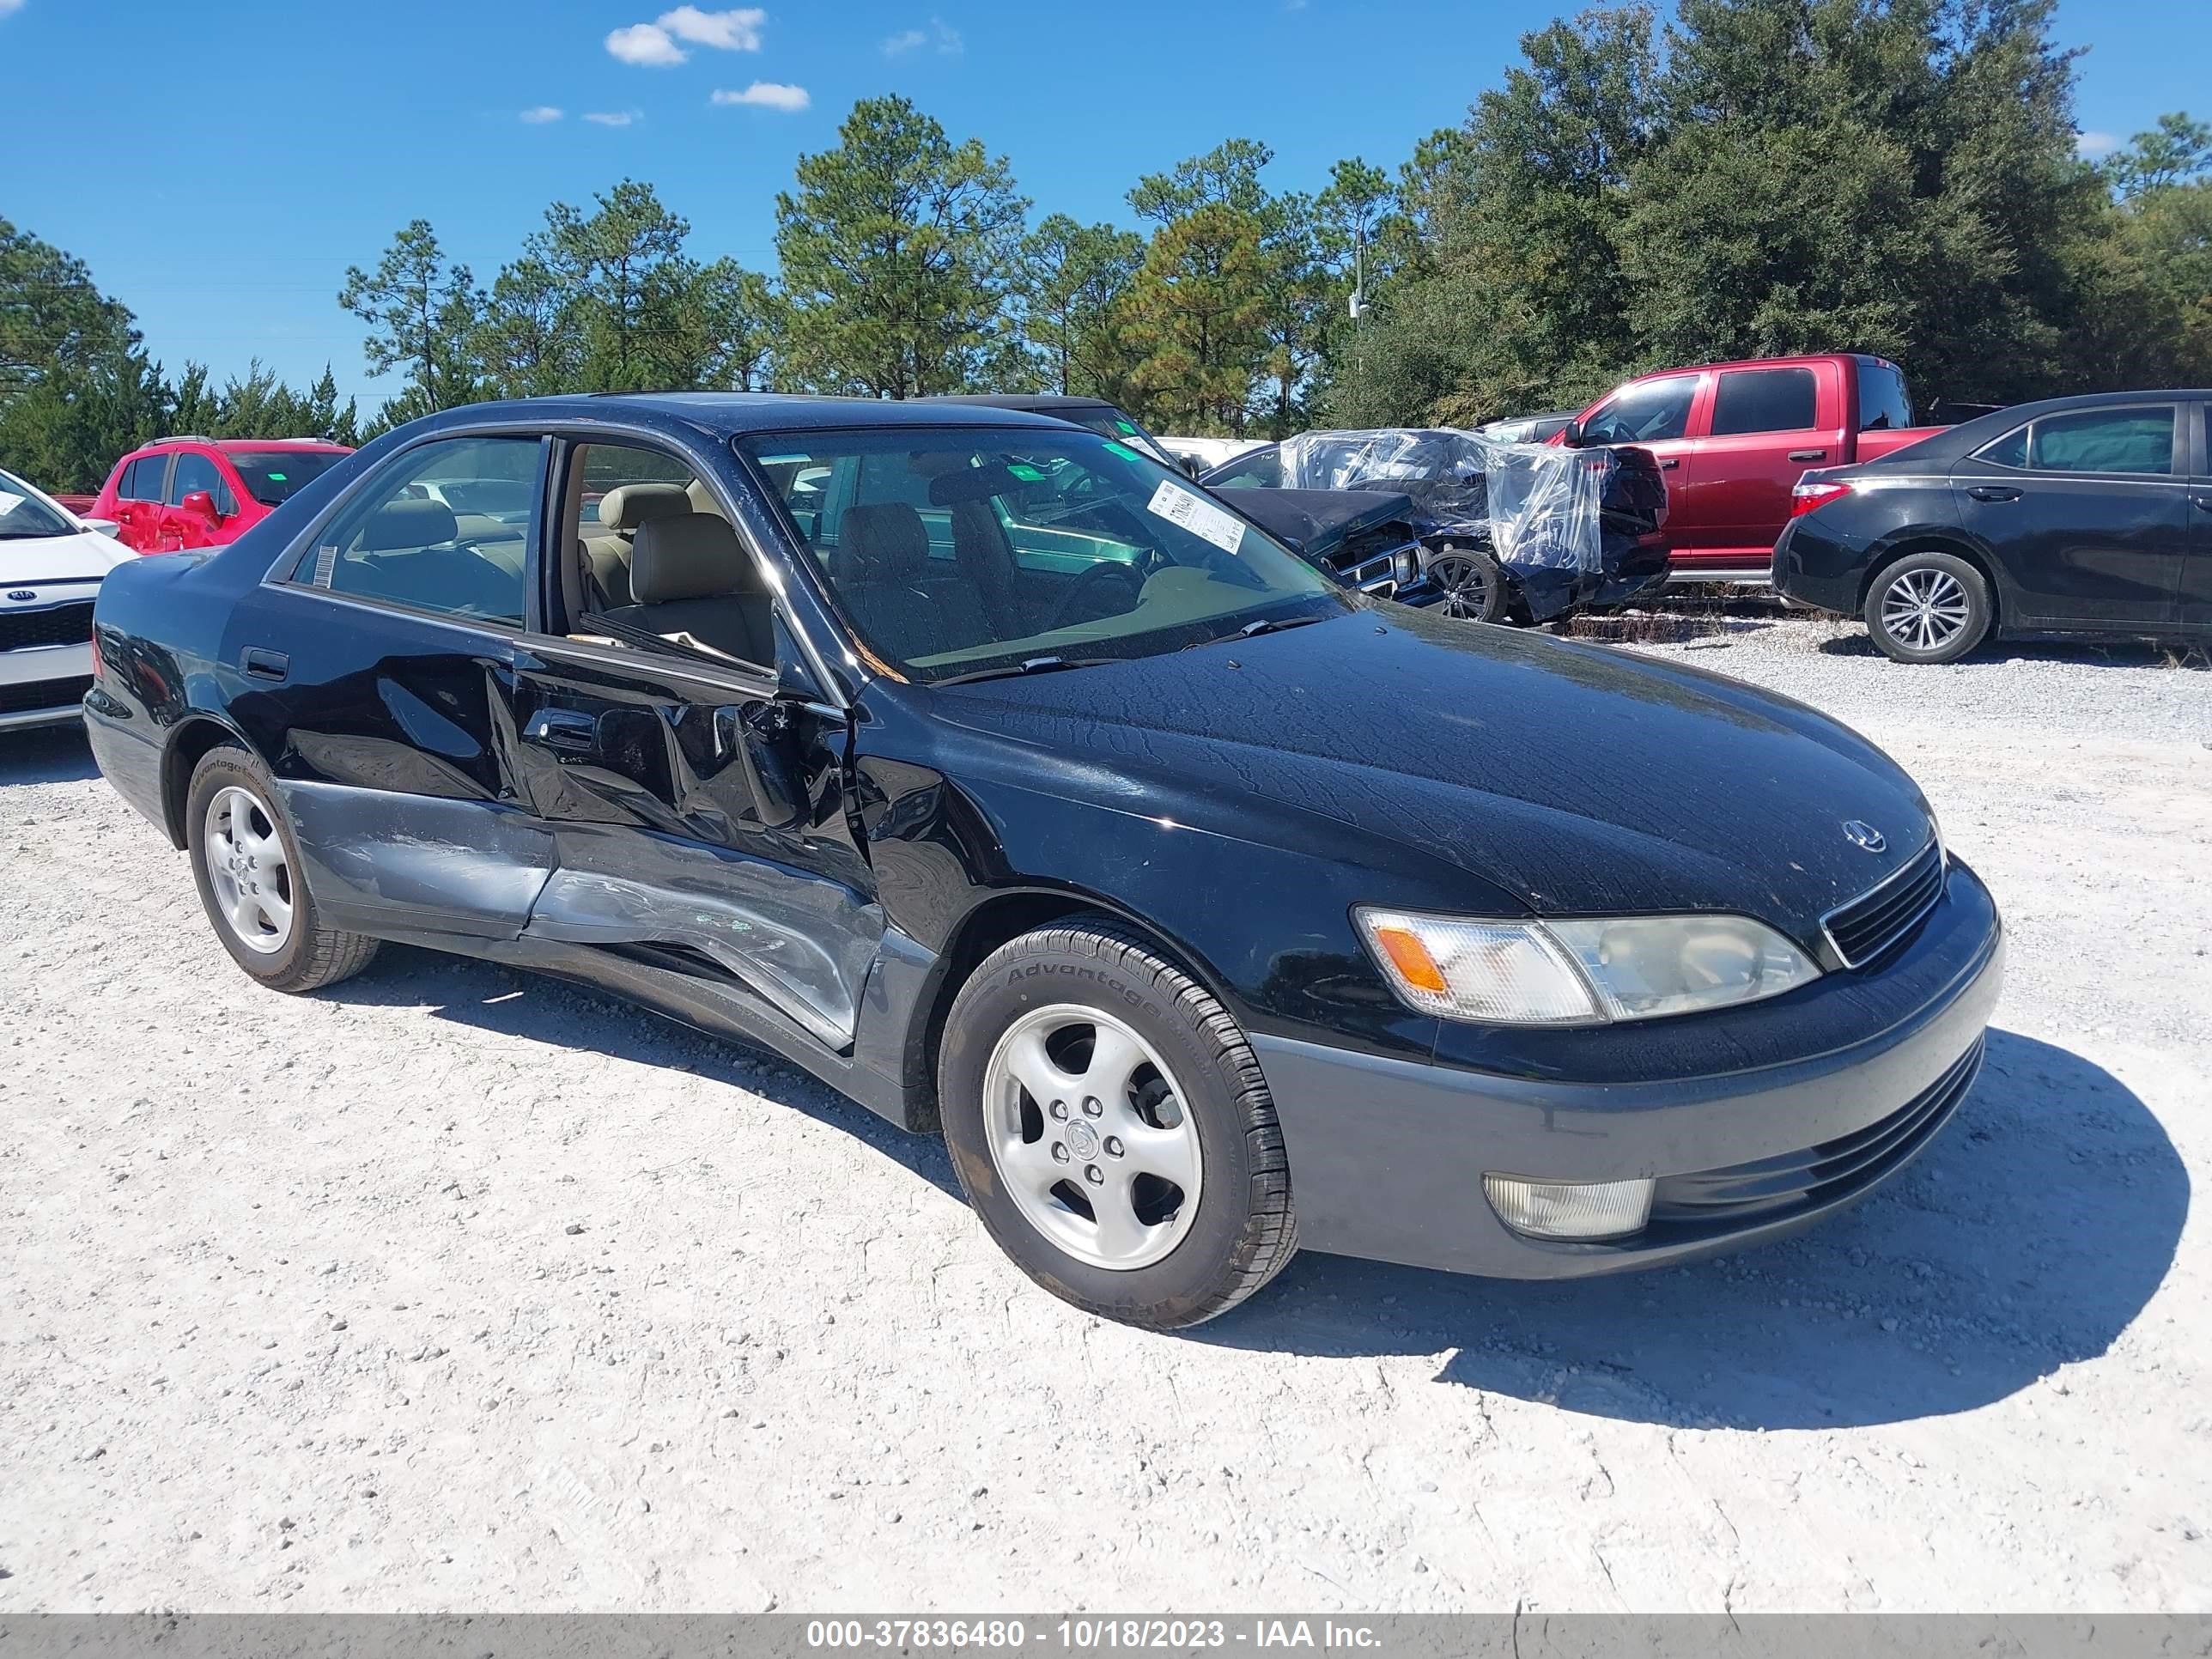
xmin=2 ymin=0 xmax=2197 ymax=414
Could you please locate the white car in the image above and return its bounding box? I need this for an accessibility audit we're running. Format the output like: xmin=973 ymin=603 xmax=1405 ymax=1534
xmin=0 ymin=467 xmax=135 ymax=732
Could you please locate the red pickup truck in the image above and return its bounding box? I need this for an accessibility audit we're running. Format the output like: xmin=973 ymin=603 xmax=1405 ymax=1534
xmin=1553 ymin=353 xmax=1944 ymax=583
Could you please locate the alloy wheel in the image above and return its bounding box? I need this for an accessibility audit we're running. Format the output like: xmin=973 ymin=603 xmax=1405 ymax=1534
xmin=1431 ymin=553 xmax=1498 ymax=620
xmin=203 ymin=785 xmax=295 ymax=955
xmin=1881 ymin=568 xmax=1972 ymax=653
xmin=981 ymin=1003 xmax=1203 ymax=1272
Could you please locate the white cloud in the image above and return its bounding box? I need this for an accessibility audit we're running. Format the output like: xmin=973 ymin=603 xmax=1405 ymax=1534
xmin=606 ymin=21 xmax=684 ymax=64
xmin=661 ymin=5 xmax=763 ymax=49
xmin=712 ymin=81 xmax=810 ymax=112
xmin=607 ymin=6 xmax=764 ymax=65
xmin=585 ymin=110 xmax=642 ymax=126
xmin=2076 ymin=131 xmax=2121 ymax=160
xmin=883 ymin=17 xmax=959 ymax=55
xmin=520 ymin=106 xmax=564 ymax=124
xmin=0 ymin=1 xmax=23 ymax=18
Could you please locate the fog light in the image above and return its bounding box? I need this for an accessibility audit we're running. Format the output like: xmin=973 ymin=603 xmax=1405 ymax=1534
xmin=1483 ymin=1175 xmax=1654 ymax=1241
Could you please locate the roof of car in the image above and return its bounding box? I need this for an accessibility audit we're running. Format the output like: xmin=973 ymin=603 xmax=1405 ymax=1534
xmin=921 ymin=393 xmax=1121 ymax=414
xmin=133 ymin=437 xmax=354 ymax=453
xmin=1851 ymin=386 xmax=2212 ymax=469
xmin=410 ymin=391 xmax=1089 ymax=439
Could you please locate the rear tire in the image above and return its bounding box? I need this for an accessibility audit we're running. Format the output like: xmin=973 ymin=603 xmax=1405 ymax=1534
xmin=938 ymin=919 xmax=1298 ymax=1330
xmin=1864 ymin=552 xmax=1991 ymax=664
xmin=185 ymin=746 xmax=380 ymax=994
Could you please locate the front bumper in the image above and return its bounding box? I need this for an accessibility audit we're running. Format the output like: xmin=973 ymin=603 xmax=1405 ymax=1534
xmin=0 ymin=641 xmax=95 ymax=731
xmin=1254 ymin=858 xmax=2004 ymax=1279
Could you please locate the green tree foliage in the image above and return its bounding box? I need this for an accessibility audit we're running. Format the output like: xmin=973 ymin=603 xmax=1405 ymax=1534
xmin=337 ymin=221 xmax=483 ymax=419
xmin=1125 ymin=204 xmax=1268 ymax=434
xmin=775 ymin=95 xmax=1029 ymax=398
xmin=1012 ymin=216 xmax=1146 ymax=399
xmin=1333 ymin=0 xmax=2197 ymax=428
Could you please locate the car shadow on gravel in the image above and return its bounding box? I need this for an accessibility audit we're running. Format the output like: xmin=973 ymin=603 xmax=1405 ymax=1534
xmin=1198 ymin=1028 xmax=2187 ymax=1430
xmin=0 ymin=725 xmax=100 ymax=785
xmin=1817 ymin=632 xmax=2209 ymax=669
xmin=322 ymin=945 xmax=961 ymax=1198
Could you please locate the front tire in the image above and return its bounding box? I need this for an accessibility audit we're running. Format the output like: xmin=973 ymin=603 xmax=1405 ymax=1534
xmin=1864 ymin=552 xmax=1991 ymax=664
xmin=939 ymin=920 xmax=1297 ymax=1329
xmin=1426 ymin=545 xmax=1507 ymax=623
xmin=185 ymin=746 xmax=380 ymax=993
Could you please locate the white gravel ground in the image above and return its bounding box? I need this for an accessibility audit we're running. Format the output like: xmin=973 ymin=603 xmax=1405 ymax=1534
xmin=1 ymin=616 xmax=2208 ymax=1614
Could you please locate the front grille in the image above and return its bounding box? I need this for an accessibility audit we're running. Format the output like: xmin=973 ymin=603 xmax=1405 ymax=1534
xmin=0 ymin=599 xmax=96 ymax=653
xmin=0 ymin=674 xmax=93 ymax=717
xmin=1823 ymin=838 xmax=1946 ymax=968
xmin=1329 ymin=527 xmax=1419 ymax=594
xmin=1651 ymin=1037 xmax=1984 ymax=1225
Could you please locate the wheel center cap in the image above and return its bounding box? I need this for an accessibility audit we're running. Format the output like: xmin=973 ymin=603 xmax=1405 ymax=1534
xmin=1065 ymin=1120 xmax=1100 ymax=1162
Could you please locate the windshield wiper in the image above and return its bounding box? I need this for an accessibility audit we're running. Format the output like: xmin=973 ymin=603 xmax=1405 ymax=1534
xmin=932 ymin=654 xmax=1115 ymax=687
xmin=1236 ymin=615 xmax=1324 ymax=638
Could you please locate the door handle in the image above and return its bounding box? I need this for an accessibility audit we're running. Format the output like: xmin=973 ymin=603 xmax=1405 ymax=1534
xmin=240 ymin=647 xmax=289 ymax=681
xmin=1966 ymin=485 xmax=2023 ymax=503
xmin=2194 ymin=495 xmax=2212 ymax=512
xmin=1660 ymin=458 xmax=1680 ymax=471
xmin=524 ymin=708 xmax=599 ymax=756
xmin=1788 ymin=449 xmax=1827 ymax=462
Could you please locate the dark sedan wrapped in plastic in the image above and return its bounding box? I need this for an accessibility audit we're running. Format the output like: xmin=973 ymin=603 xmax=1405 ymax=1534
xmin=1202 ymin=427 xmax=1671 ymax=623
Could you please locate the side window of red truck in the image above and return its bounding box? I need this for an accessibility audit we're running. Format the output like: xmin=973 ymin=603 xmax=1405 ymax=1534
xmin=1584 ymin=377 xmax=1698 ymax=445
xmin=1711 ymin=368 xmax=1819 ymax=435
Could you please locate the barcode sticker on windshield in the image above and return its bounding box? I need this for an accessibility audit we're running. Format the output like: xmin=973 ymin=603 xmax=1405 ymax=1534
xmin=1146 ymin=480 xmax=1245 ymax=555
xmin=0 ymin=493 xmax=24 ymax=517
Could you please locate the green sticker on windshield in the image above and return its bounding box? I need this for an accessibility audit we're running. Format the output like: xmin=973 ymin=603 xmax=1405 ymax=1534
xmin=268 ymin=471 xmax=287 ymax=482
xmin=1007 ymin=463 xmax=1045 ymax=481
xmin=1103 ymin=441 xmax=1139 ymax=461
xmin=1115 ymin=420 xmax=1139 ymax=434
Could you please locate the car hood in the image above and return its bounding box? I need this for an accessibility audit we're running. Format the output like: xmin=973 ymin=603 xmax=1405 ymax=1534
xmin=932 ymin=606 xmax=1936 ymax=937
xmin=0 ymin=527 xmax=133 ymax=585
xmin=1224 ymin=488 xmax=1413 ymax=561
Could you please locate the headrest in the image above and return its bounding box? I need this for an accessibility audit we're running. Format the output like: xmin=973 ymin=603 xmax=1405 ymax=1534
xmin=630 ymin=513 xmax=756 ymax=604
xmin=597 ymin=482 xmax=693 ymax=534
xmin=843 ymin=501 xmax=929 ymax=580
xmin=927 ymin=463 xmax=1022 ymax=507
xmin=362 ymin=498 xmax=457 ymax=551
xmin=685 ymin=477 xmax=728 ymax=520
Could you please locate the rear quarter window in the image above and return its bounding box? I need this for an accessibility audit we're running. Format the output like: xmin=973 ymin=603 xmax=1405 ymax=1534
xmin=1711 ymin=368 xmax=1819 ymax=435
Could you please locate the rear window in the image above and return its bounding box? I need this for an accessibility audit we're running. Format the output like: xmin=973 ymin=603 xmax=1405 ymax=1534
xmin=1856 ymin=361 xmax=1913 ymax=432
xmin=228 ymin=450 xmax=349 ymax=507
xmin=1711 ymin=368 xmax=1819 ymax=435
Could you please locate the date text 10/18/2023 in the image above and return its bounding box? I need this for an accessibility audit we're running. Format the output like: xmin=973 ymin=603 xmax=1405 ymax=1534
xmin=805 ymin=1620 xmax=1385 ymax=1650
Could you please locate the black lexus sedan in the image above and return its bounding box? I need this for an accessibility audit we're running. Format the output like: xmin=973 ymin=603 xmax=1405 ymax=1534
xmin=82 ymin=394 xmax=2002 ymax=1330
xmin=1776 ymin=389 xmax=2212 ymax=662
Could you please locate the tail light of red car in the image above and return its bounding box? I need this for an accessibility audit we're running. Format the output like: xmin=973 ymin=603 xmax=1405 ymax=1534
xmin=1790 ymin=480 xmax=1853 ymax=519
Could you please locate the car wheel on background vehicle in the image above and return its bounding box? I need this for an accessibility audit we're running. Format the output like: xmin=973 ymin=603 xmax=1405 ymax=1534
xmin=185 ymin=746 xmax=380 ymax=993
xmin=1863 ymin=551 xmax=1992 ymax=665
xmin=1426 ymin=545 xmax=1506 ymax=623
xmin=938 ymin=918 xmax=1298 ymax=1331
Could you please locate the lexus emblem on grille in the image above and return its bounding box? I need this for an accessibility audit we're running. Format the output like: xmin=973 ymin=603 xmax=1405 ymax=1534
xmin=4 ymin=589 xmax=33 ymax=603
xmin=1843 ymin=820 xmax=1887 ymax=853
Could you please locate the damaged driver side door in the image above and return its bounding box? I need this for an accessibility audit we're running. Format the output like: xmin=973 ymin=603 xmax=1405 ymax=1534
xmin=505 ymin=441 xmax=879 ymax=1054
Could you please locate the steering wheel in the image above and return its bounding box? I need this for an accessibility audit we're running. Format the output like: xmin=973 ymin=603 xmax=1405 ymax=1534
xmin=1047 ymin=557 xmax=1151 ymax=633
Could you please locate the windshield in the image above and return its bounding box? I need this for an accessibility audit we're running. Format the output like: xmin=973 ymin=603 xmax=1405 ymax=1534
xmin=738 ymin=427 xmax=1343 ymax=684
xmin=228 ymin=450 xmax=349 ymax=507
xmin=0 ymin=469 xmax=75 ymax=539
xmin=1061 ymin=408 xmax=1180 ymax=470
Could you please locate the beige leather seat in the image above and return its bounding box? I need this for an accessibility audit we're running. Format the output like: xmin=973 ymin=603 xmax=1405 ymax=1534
xmin=581 ymin=482 xmax=693 ymax=608
xmin=599 ymin=514 xmax=773 ymax=666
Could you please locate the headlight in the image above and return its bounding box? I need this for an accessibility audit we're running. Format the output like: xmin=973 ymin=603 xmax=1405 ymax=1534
xmin=1356 ymin=908 xmax=1821 ymax=1025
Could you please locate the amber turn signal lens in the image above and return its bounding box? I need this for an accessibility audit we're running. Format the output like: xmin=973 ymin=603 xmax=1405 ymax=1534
xmin=1371 ymin=926 xmax=1449 ymax=996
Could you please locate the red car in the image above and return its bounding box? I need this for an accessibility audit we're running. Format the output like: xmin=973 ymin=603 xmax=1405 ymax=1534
xmin=88 ymin=437 xmax=353 ymax=555
xmin=1553 ymin=353 xmax=1946 ymax=584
